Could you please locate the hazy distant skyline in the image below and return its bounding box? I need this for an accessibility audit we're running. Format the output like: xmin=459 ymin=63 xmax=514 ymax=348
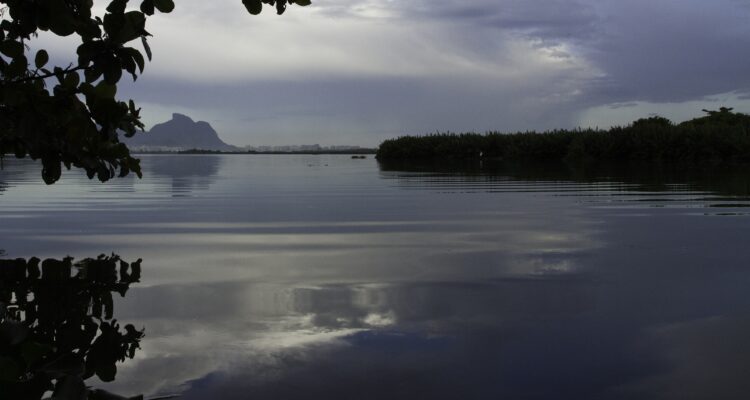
xmin=38 ymin=0 xmax=750 ymax=146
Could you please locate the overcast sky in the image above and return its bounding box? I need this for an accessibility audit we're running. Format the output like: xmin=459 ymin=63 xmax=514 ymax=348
xmin=43 ymin=0 xmax=750 ymax=146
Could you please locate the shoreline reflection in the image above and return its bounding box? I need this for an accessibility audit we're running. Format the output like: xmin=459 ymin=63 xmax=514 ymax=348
xmin=378 ymin=159 xmax=750 ymax=200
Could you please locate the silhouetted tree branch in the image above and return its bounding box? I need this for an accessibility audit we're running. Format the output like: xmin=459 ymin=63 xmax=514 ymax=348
xmin=0 ymin=0 xmax=311 ymax=184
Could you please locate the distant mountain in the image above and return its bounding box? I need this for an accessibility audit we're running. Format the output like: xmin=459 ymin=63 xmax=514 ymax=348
xmin=125 ymin=113 xmax=240 ymax=152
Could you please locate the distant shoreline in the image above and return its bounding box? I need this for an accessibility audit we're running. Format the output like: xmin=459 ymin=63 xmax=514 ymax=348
xmin=376 ymin=109 xmax=750 ymax=163
xmin=132 ymin=149 xmax=378 ymax=155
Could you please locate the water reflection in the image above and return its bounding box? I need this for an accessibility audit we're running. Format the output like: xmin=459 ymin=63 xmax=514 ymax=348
xmin=0 ymin=155 xmax=222 ymax=204
xmin=108 ymin=277 xmax=599 ymax=398
xmin=378 ymin=160 xmax=750 ymax=206
xmin=0 ymin=254 xmax=144 ymax=399
xmin=110 ymin=264 xmax=750 ymax=399
xmin=0 ymin=162 xmax=28 ymax=195
xmin=3 ymin=156 xmax=750 ymax=399
xmin=140 ymin=155 xmax=222 ymax=196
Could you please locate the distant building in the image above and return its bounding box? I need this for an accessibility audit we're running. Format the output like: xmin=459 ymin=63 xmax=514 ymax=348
xmin=330 ymin=145 xmax=362 ymax=151
xmin=299 ymin=144 xmax=322 ymax=152
xmin=243 ymin=144 xmax=367 ymax=153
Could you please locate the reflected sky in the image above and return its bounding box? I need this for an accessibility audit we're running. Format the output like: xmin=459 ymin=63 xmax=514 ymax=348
xmin=2 ymin=156 xmax=750 ymax=399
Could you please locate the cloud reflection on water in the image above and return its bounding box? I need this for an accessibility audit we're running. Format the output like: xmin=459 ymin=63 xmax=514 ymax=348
xmin=4 ymin=156 xmax=750 ymax=398
xmin=106 ymin=277 xmax=600 ymax=398
xmin=26 ymin=214 xmax=599 ymax=286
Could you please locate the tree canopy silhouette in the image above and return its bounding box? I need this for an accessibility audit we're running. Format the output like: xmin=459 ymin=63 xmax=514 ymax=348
xmin=0 ymin=0 xmax=310 ymax=184
xmin=376 ymin=108 xmax=750 ymax=162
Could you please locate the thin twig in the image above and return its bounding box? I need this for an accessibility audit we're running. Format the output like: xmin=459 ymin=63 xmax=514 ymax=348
xmin=3 ymin=65 xmax=89 ymax=85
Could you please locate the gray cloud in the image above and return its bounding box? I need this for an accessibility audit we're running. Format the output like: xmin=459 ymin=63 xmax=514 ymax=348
xmin=120 ymin=73 xmax=590 ymax=146
xmin=63 ymin=0 xmax=750 ymax=144
xmin=406 ymin=0 xmax=600 ymax=42
xmin=582 ymin=0 xmax=750 ymax=103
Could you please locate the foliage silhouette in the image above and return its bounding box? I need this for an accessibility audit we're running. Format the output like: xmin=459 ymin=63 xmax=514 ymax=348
xmin=0 ymin=254 xmax=144 ymax=400
xmin=0 ymin=0 xmax=310 ymax=184
xmin=376 ymin=108 xmax=750 ymax=163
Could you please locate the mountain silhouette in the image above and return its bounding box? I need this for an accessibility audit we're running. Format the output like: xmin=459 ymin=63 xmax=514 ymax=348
xmin=125 ymin=113 xmax=240 ymax=152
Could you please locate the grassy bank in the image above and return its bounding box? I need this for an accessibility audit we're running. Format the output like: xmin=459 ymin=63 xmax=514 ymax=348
xmin=376 ymin=108 xmax=750 ymax=162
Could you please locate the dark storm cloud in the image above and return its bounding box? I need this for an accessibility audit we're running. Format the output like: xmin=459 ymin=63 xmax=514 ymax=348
xmin=391 ymin=0 xmax=750 ymax=104
xmin=404 ymin=0 xmax=600 ymax=42
xmin=581 ymin=0 xmax=750 ymax=103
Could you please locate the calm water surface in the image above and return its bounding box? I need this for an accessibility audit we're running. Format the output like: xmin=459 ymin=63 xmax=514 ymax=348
xmin=2 ymin=155 xmax=750 ymax=399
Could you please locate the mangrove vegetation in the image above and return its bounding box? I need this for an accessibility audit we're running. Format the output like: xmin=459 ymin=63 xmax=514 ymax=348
xmin=376 ymin=108 xmax=750 ymax=163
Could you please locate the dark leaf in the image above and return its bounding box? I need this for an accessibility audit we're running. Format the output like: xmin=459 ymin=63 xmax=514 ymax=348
xmin=242 ymin=0 xmax=263 ymax=15
xmin=35 ymin=49 xmax=49 ymax=69
xmin=103 ymin=63 xmax=123 ymax=84
xmin=106 ymin=0 xmax=128 ymax=14
xmin=64 ymin=71 xmax=81 ymax=89
xmin=47 ymin=0 xmax=77 ymax=36
xmin=85 ymin=67 xmax=103 ymax=83
xmin=6 ymin=55 xmax=29 ymax=78
xmin=42 ymin=159 xmax=62 ymax=185
xmin=141 ymin=36 xmax=152 ymax=61
xmin=140 ymin=0 xmax=155 ymax=15
xmin=276 ymin=0 xmax=287 ymax=15
xmin=95 ymin=361 xmax=117 ymax=382
xmin=123 ymin=47 xmax=145 ymax=73
xmin=0 ymin=40 xmax=23 ymax=59
xmin=117 ymin=11 xmax=147 ymax=43
xmin=153 ymin=0 xmax=175 ymax=13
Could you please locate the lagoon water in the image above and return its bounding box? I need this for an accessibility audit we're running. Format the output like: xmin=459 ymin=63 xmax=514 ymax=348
xmin=2 ymin=155 xmax=750 ymax=399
